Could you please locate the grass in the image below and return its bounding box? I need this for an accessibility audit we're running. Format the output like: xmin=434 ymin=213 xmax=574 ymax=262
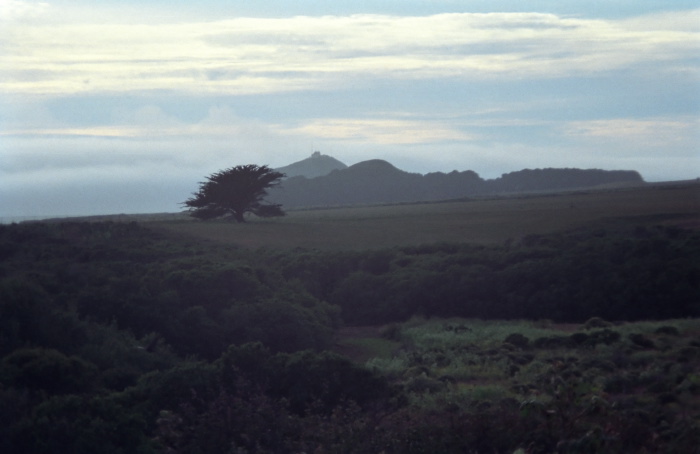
xmin=340 ymin=316 xmax=700 ymax=423
xmin=152 ymin=182 xmax=700 ymax=250
xmin=398 ymin=317 xmax=561 ymax=350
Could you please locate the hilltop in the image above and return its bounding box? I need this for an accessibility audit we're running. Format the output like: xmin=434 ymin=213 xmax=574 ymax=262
xmin=275 ymin=151 xmax=348 ymax=178
xmin=269 ymin=156 xmax=644 ymax=208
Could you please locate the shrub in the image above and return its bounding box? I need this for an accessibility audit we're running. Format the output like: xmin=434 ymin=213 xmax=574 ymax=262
xmin=587 ymin=328 xmax=621 ymax=345
xmin=676 ymin=346 xmax=700 ymax=363
xmin=126 ymin=362 xmax=219 ymax=418
xmin=568 ymin=332 xmax=590 ymax=346
xmin=504 ymin=333 xmax=530 ymax=349
xmin=11 ymin=395 xmax=152 ymax=454
xmin=533 ymin=336 xmax=568 ymax=349
xmin=366 ymin=356 xmax=410 ymax=381
xmin=581 ymin=358 xmax=617 ymax=372
xmin=655 ymin=325 xmax=680 ymax=336
xmin=405 ymin=375 xmax=445 ymax=394
xmin=2 ymin=348 xmax=97 ymax=394
xmin=222 ymin=297 xmax=335 ymax=353
xmin=508 ymin=352 xmax=535 ymax=365
xmin=381 ymin=323 xmax=402 ymax=341
xmin=603 ymin=373 xmax=636 ymax=393
xmin=272 ymin=350 xmax=395 ymax=413
xmin=459 ymin=384 xmax=511 ymax=402
xmin=628 ymin=333 xmax=656 ymax=349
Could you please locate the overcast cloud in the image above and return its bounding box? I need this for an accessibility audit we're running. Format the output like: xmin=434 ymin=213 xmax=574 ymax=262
xmin=1 ymin=0 xmax=698 ymax=219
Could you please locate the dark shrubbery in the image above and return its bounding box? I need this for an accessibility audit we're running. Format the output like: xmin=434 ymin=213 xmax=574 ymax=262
xmin=0 ymin=220 xmax=698 ymax=453
xmin=2 ymin=348 xmax=97 ymax=394
xmin=11 ymin=395 xmax=153 ymax=454
xmin=504 ymin=333 xmax=530 ymax=348
xmin=271 ymin=225 xmax=699 ymax=325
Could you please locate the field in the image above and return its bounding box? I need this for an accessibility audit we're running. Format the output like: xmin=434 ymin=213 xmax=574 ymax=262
xmin=3 ymin=181 xmax=699 ymax=452
xmin=154 ymin=182 xmax=700 ymax=250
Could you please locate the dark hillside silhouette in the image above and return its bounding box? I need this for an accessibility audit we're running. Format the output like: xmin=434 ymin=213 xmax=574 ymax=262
xmin=486 ymin=168 xmax=644 ymax=193
xmin=271 ymin=160 xmax=425 ymax=207
xmin=268 ymin=157 xmax=644 ymax=208
xmin=275 ymin=151 xmax=348 ymax=178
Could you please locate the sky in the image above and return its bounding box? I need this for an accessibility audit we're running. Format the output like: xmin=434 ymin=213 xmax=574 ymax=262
xmin=1 ymin=0 xmax=699 ymax=219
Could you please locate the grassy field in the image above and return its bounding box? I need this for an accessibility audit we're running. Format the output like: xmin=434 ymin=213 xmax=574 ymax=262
xmin=153 ymin=181 xmax=699 ymax=250
xmin=338 ymin=316 xmax=700 ymax=446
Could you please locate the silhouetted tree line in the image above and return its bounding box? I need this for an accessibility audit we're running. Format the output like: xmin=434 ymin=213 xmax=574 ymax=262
xmin=0 ymin=221 xmax=697 ymax=452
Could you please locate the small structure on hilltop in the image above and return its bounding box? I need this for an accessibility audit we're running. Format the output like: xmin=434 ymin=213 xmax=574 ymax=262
xmin=275 ymin=152 xmax=348 ymax=179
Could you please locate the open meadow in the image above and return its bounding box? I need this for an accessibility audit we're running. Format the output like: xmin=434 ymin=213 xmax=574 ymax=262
xmin=154 ymin=182 xmax=699 ymax=250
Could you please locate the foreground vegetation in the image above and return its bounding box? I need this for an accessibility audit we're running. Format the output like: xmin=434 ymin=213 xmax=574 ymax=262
xmin=0 ymin=205 xmax=698 ymax=452
xmin=359 ymin=317 xmax=700 ymax=452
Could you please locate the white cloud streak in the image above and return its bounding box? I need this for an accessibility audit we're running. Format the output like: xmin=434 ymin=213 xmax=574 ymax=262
xmin=0 ymin=0 xmax=49 ymax=22
xmin=2 ymin=10 xmax=698 ymax=96
xmin=565 ymin=117 xmax=699 ymax=141
xmin=283 ymin=118 xmax=473 ymax=144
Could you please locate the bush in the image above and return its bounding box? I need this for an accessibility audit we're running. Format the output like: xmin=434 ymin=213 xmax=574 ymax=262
xmin=271 ymin=350 xmax=395 ymax=413
xmin=655 ymin=326 xmax=680 ymax=336
xmin=504 ymin=333 xmax=530 ymax=349
xmin=533 ymin=336 xmax=568 ymax=349
xmin=628 ymin=333 xmax=656 ymax=349
xmin=0 ymin=279 xmax=51 ymax=355
xmin=223 ymin=298 xmax=334 ymax=353
xmin=10 ymin=395 xmax=153 ymax=454
xmin=587 ymin=329 xmax=621 ymax=346
xmin=2 ymin=348 xmax=97 ymax=394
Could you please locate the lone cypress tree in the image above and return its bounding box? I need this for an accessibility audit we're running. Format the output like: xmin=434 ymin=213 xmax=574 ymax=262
xmin=183 ymin=165 xmax=285 ymax=222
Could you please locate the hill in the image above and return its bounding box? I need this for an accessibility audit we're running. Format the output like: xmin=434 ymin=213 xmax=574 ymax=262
xmin=268 ymin=159 xmax=644 ymax=208
xmin=275 ymin=151 xmax=348 ymax=178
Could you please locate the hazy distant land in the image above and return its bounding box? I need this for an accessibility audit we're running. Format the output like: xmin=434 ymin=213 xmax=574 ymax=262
xmin=268 ymin=154 xmax=644 ymax=208
xmin=7 ymin=154 xmax=695 ymax=228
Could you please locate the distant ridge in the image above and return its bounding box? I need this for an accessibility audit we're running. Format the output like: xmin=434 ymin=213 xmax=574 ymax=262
xmin=268 ymin=157 xmax=644 ymax=208
xmin=275 ymin=151 xmax=347 ymax=178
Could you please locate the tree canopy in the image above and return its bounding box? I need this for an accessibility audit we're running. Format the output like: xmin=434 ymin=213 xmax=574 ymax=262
xmin=183 ymin=164 xmax=285 ymax=222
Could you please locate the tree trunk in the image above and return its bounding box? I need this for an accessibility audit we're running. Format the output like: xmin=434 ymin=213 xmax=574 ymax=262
xmin=233 ymin=211 xmax=245 ymax=223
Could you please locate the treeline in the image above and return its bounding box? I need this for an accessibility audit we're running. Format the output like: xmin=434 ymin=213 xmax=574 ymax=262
xmin=0 ymin=222 xmax=337 ymax=360
xmin=0 ymin=221 xmax=698 ymax=452
xmin=0 ymin=222 xmax=371 ymax=453
xmin=1 ymin=220 xmax=697 ymax=359
xmin=266 ymin=225 xmax=699 ymax=325
xmin=269 ymin=160 xmax=644 ymax=207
